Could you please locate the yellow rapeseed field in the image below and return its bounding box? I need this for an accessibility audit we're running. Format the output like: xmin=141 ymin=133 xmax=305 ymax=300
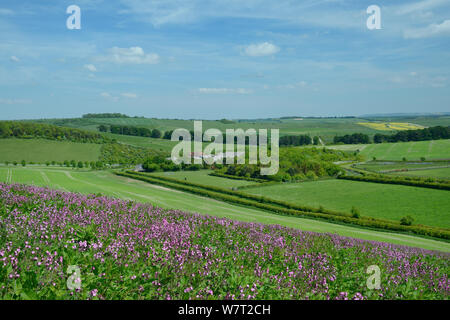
xmin=358 ymin=122 xmax=425 ymax=131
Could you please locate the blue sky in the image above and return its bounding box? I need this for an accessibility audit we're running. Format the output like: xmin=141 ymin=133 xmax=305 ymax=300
xmin=0 ymin=0 xmax=449 ymax=120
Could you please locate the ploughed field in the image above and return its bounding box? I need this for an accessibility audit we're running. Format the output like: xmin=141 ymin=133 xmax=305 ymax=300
xmin=0 ymin=183 xmax=448 ymax=300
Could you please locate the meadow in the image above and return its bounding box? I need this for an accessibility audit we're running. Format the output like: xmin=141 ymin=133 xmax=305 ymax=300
xmin=0 ymin=183 xmax=448 ymax=300
xmin=0 ymin=139 xmax=101 ymax=163
xmin=245 ymin=180 xmax=450 ymax=229
xmin=393 ymin=168 xmax=450 ymax=180
xmin=149 ymin=170 xmax=258 ymax=188
xmin=329 ymin=139 xmax=450 ymax=161
xmin=0 ymin=166 xmax=448 ymax=252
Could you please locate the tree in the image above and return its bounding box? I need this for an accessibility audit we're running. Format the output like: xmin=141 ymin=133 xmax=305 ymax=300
xmin=351 ymin=206 xmax=361 ymax=219
xmin=151 ymin=129 xmax=162 ymax=139
xmin=21 ymin=160 xmax=26 ymax=167
xmin=98 ymin=124 xmax=109 ymax=132
xmin=77 ymin=161 xmax=84 ymax=169
xmin=400 ymin=216 xmax=414 ymax=226
xmin=13 ymin=161 xmax=18 ymax=166
xmin=313 ymin=136 xmax=320 ymax=145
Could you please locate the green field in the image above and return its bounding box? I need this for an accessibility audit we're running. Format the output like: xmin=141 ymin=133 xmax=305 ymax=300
xmin=0 ymin=138 xmax=102 ymax=163
xmin=355 ymin=161 xmax=450 ymax=172
xmin=245 ymin=179 xmax=450 ymax=229
xmin=329 ymin=139 xmax=450 ymax=161
xmin=0 ymin=166 xmax=448 ymax=252
xmin=34 ymin=117 xmax=388 ymax=144
xmin=392 ymin=167 xmax=450 ymax=179
xmin=149 ymin=170 xmax=258 ymax=188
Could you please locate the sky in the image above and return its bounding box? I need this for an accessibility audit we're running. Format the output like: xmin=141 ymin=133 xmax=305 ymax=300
xmin=0 ymin=0 xmax=449 ymax=120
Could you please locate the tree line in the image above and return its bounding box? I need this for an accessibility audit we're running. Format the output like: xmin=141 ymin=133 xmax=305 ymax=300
xmin=374 ymin=126 xmax=449 ymax=143
xmin=99 ymin=124 xmax=163 ymax=139
xmin=333 ymin=126 xmax=449 ymax=145
xmin=0 ymin=121 xmax=111 ymax=144
xmin=82 ymin=113 xmax=130 ymax=119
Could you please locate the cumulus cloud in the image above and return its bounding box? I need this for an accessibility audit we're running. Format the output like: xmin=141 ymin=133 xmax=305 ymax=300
xmin=244 ymin=42 xmax=280 ymax=57
xmin=197 ymin=88 xmax=253 ymax=94
xmin=100 ymin=46 xmax=160 ymax=64
xmin=121 ymin=92 xmax=138 ymax=98
xmin=10 ymin=56 xmax=20 ymax=62
xmin=404 ymin=20 xmax=450 ymax=38
xmin=84 ymin=64 xmax=97 ymax=72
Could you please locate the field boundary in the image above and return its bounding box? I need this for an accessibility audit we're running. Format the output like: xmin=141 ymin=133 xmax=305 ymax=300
xmin=117 ymin=171 xmax=450 ymax=240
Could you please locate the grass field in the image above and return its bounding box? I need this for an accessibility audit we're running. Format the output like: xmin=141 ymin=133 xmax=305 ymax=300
xmin=0 ymin=166 xmax=448 ymax=252
xmin=0 ymin=138 xmax=102 ymax=163
xmin=245 ymin=179 xmax=450 ymax=229
xmin=329 ymin=139 xmax=450 ymax=160
xmin=392 ymin=168 xmax=450 ymax=180
xmin=149 ymin=169 xmax=258 ymax=188
xmin=35 ymin=117 xmax=386 ymax=144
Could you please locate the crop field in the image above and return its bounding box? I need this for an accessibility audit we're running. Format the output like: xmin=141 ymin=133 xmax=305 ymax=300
xmin=149 ymin=170 xmax=258 ymax=188
xmin=355 ymin=161 xmax=450 ymax=173
xmin=329 ymin=139 xmax=450 ymax=160
xmin=1 ymin=183 xmax=448 ymax=300
xmin=0 ymin=138 xmax=101 ymax=163
xmin=0 ymin=166 xmax=448 ymax=251
xmin=357 ymin=122 xmax=425 ymax=131
xmin=245 ymin=180 xmax=450 ymax=229
xmin=392 ymin=168 xmax=450 ymax=180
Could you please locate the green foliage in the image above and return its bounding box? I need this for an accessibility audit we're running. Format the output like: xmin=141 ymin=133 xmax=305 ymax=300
xmin=82 ymin=113 xmax=130 ymax=119
xmin=215 ymin=147 xmax=357 ymax=182
xmin=351 ymin=207 xmax=361 ymax=219
xmin=400 ymin=216 xmax=414 ymax=226
xmin=373 ymin=126 xmax=449 ymax=143
xmin=334 ymin=133 xmax=370 ymax=144
xmin=0 ymin=121 xmax=111 ymax=144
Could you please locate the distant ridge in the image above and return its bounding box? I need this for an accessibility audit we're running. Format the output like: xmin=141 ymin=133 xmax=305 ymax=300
xmin=361 ymin=112 xmax=450 ymax=118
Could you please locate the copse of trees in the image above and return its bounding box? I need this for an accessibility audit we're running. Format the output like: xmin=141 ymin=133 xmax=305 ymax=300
xmin=333 ymin=133 xmax=370 ymax=144
xmin=0 ymin=121 xmax=111 ymax=144
xmin=102 ymin=124 xmax=163 ymax=139
xmin=82 ymin=113 xmax=130 ymax=119
xmin=279 ymin=135 xmax=313 ymax=146
xmin=373 ymin=126 xmax=449 ymax=143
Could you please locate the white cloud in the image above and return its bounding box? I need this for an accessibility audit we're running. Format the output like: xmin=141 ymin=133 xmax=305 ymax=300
xmin=244 ymin=42 xmax=280 ymax=57
xmin=0 ymin=98 xmax=31 ymax=104
xmin=197 ymin=88 xmax=253 ymax=94
xmin=396 ymin=0 xmax=448 ymax=15
xmin=100 ymin=46 xmax=160 ymax=64
xmin=84 ymin=64 xmax=97 ymax=72
xmin=121 ymin=92 xmax=138 ymax=98
xmin=100 ymin=92 xmax=119 ymax=102
xmin=404 ymin=19 xmax=450 ymax=38
xmin=10 ymin=56 xmax=20 ymax=62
